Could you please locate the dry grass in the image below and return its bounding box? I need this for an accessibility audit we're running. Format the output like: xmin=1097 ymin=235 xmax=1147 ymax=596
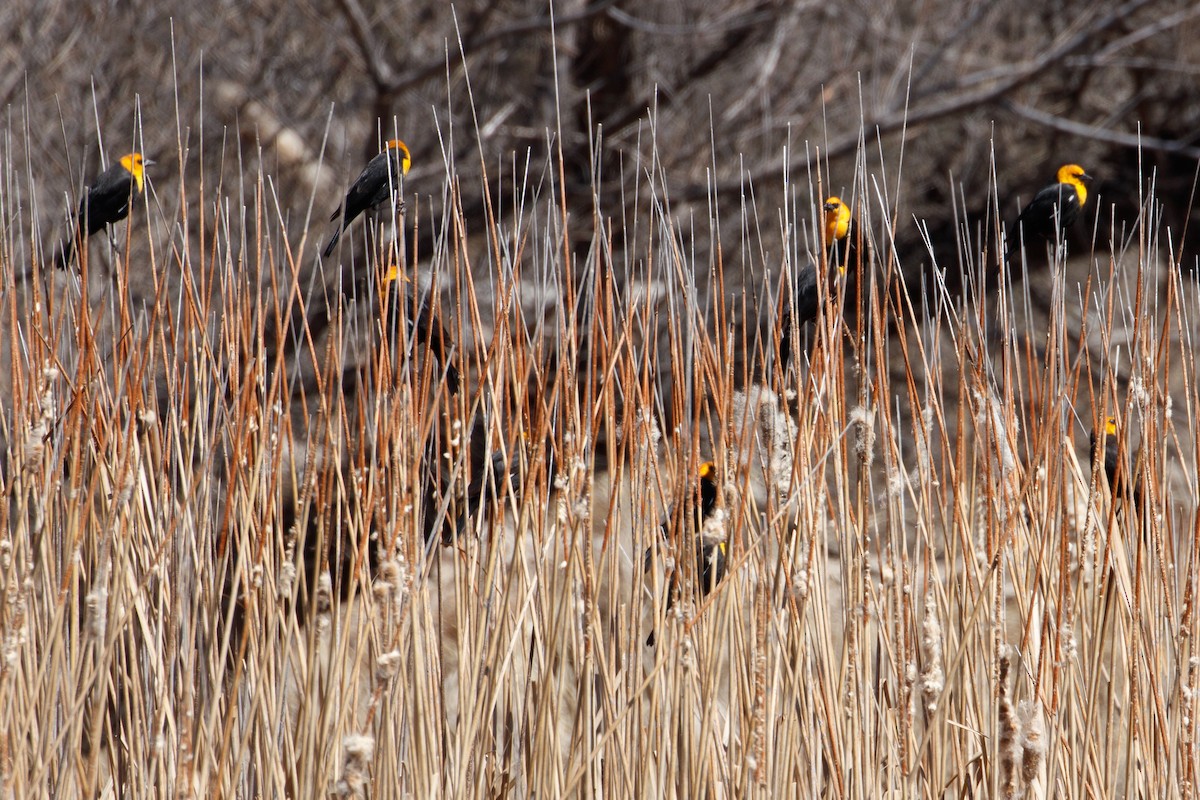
xmin=1 ymin=91 xmax=1198 ymax=800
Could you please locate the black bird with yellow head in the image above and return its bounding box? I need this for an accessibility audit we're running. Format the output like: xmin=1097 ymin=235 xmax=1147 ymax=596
xmin=1005 ymin=163 xmax=1092 ymax=264
xmin=778 ymin=196 xmax=853 ymax=369
xmin=58 ymin=152 xmax=152 ymax=268
xmin=324 ymin=139 xmax=412 ymax=258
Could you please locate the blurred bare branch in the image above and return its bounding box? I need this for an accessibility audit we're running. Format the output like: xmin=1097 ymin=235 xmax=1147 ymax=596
xmin=697 ymin=0 xmax=1163 ymax=201
xmin=334 ymin=0 xmax=397 ymax=88
xmin=1005 ymin=101 xmax=1200 ymax=160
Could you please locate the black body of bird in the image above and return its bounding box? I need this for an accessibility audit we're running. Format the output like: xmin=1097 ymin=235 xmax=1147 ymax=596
xmin=778 ymin=196 xmax=852 ymax=369
xmin=57 ymin=153 xmax=150 ymax=268
xmin=451 ymin=450 xmax=519 ymax=541
xmin=323 ymin=139 xmax=411 ymax=258
xmin=1005 ymin=164 xmax=1092 ymax=264
xmin=695 ymin=535 xmax=727 ymax=597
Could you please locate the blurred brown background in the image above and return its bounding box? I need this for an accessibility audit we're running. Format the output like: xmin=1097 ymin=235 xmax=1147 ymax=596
xmin=3 ymin=0 xmax=1199 ymax=281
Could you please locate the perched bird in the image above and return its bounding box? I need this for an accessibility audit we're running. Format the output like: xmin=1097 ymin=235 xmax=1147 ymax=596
xmin=1090 ymin=414 xmax=1142 ymax=508
xmin=1005 ymin=163 xmax=1092 ymax=263
xmin=687 ymin=461 xmax=727 ymax=594
xmin=379 ymin=262 xmax=465 ymax=544
xmin=778 ymin=196 xmax=853 ymax=368
xmin=1090 ymin=415 xmax=1120 ymax=490
xmin=323 ymin=139 xmax=411 ymax=258
xmin=649 ymin=461 xmax=727 ymax=600
xmin=379 ymin=264 xmax=460 ymax=394
xmin=57 ymin=152 xmax=152 ymax=268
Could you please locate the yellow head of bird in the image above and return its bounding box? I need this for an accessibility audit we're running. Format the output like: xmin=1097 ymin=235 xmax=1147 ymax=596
xmin=699 ymin=461 xmax=716 ymax=481
xmin=119 ymin=152 xmax=149 ymax=193
xmin=1103 ymin=415 xmax=1118 ymax=437
xmin=823 ymin=196 xmax=851 ymax=273
xmin=383 ymin=263 xmax=412 ymax=286
xmin=1056 ymin=164 xmax=1092 ymax=206
xmin=824 ymin=196 xmax=851 ymax=240
xmin=385 ymin=139 xmax=412 ymax=176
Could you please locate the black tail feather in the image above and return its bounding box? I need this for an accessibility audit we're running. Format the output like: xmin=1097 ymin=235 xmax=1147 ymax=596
xmin=55 ymin=232 xmax=81 ymax=270
xmin=322 ymin=226 xmax=342 ymax=258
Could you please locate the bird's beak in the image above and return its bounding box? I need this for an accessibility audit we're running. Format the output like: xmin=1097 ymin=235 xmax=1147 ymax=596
xmin=143 ymin=159 xmax=156 ymax=167
xmin=1080 ymin=172 xmax=1094 ymax=182
xmin=823 ymin=201 xmax=837 ymax=212
xmin=384 ymin=264 xmax=412 ymax=285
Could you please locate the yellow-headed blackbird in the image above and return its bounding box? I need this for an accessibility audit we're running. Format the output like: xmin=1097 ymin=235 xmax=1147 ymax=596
xmin=778 ymin=196 xmax=852 ymax=368
xmin=380 ymin=263 xmax=459 ymax=393
xmin=645 ymin=460 xmax=727 ymax=645
xmin=1090 ymin=415 xmax=1119 ymax=489
xmin=57 ymin=152 xmax=151 ymax=267
xmin=376 ymin=263 xmax=464 ymax=544
xmin=323 ymin=139 xmax=411 ymax=258
xmin=1005 ymin=164 xmax=1092 ymax=263
xmin=649 ymin=461 xmax=727 ymax=597
xmin=690 ymin=461 xmax=727 ymax=593
xmin=1090 ymin=414 xmax=1144 ymax=509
